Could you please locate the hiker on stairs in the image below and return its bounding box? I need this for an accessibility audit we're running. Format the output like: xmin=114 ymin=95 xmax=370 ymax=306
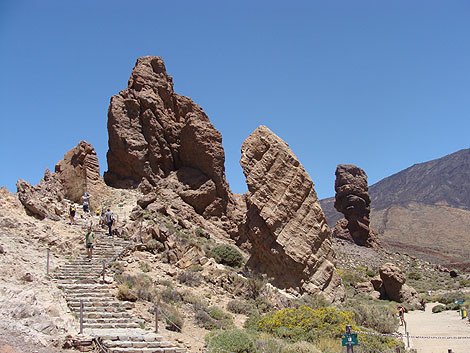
xmin=104 ymin=208 xmax=115 ymax=237
xmin=85 ymin=226 xmax=94 ymax=260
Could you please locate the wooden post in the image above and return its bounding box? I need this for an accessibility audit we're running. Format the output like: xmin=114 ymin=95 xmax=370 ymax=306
xmin=139 ymin=215 xmax=143 ymax=243
xmin=395 ymin=345 xmax=401 ymax=353
xmin=406 ymin=330 xmax=410 ymax=349
xmin=155 ymin=303 xmax=159 ymax=333
xmin=79 ymin=299 xmax=84 ymax=335
xmin=448 ymin=350 xmax=453 ymax=353
xmin=346 ymin=325 xmax=353 ymax=353
xmin=46 ymin=248 xmax=50 ymax=276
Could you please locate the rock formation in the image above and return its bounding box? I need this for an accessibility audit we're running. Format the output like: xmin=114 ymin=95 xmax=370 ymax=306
xmin=239 ymin=126 xmax=345 ymax=301
xmin=105 ymin=56 xmax=230 ymax=217
xmin=332 ymin=164 xmax=379 ymax=247
xmin=16 ymin=141 xmax=106 ymax=219
xmin=354 ymin=263 xmax=419 ymax=306
xmin=55 ymin=140 xmax=106 ymax=204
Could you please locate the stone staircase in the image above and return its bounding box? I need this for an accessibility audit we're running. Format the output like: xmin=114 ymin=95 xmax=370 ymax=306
xmin=56 ymin=232 xmax=186 ymax=352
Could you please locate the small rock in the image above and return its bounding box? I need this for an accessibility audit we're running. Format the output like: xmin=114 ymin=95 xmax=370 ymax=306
xmin=22 ymin=273 xmax=34 ymax=282
xmin=0 ymin=245 xmax=5 ymax=254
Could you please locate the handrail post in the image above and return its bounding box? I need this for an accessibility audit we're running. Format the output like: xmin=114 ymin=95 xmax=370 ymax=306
xmin=46 ymin=248 xmax=50 ymax=276
xmin=345 ymin=325 xmax=353 ymax=353
xmin=79 ymin=299 xmax=84 ymax=335
xmin=155 ymin=303 xmax=159 ymax=333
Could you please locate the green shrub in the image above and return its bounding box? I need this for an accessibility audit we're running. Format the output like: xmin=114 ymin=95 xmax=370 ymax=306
xmin=432 ymin=304 xmax=446 ymax=313
xmin=258 ymin=306 xmax=353 ymax=340
xmin=195 ymin=305 xmax=233 ymax=330
xmin=116 ymin=273 xmax=155 ymax=301
xmin=408 ymin=272 xmax=421 ymax=280
xmin=348 ymin=303 xmax=399 ymax=334
xmin=366 ymin=268 xmax=377 ymax=278
xmin=281 ymin=341 xmax=320 ymax=353
xmin=340 ymin=270 xmax=367 ymax=286
xmin=227 ymin=300 xmax=256 ymax=315
xmin=160 ymin=287 xmax=182 ymax=303
xmin=116 ymin=284 xmax=137 ymax=302
xmin=139 ymin=262 xmax=151 ymax=273
xmin=207 ymin=245 xmax=244 ymax=268
xmin=256 ymin=336 xmax=285 ymax=353
xmin=437 ymin=292 xmax=465 ymax=305
xmin=164 ymin=305 xmax=184 ymax=332
xmin=357 ymin=329 xmax=405 ymax=353
xmin=445 ymin=302 xmax=460 ymax=310
xmin=177 ymin=270 xmax=202 ymax=287
xmin=290 ymin=294 xmax=329 ymax=310
xmin=206 ymin=329 xmax=256 ymax=353
xmin=146 ymin=239 xmax=164 ymax=252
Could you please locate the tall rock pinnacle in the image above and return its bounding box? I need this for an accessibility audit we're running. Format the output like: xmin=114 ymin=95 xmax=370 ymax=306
xmin=105 ymin=56 xmax=230 ymax=216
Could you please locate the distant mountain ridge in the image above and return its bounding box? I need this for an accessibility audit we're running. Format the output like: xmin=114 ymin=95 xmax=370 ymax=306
xmin=320 ymin=148 xmax=470 ymax=264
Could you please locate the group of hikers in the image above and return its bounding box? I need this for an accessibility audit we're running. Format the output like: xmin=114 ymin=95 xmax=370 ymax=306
xmin=67 ymin=192 xmax=116 ymax=261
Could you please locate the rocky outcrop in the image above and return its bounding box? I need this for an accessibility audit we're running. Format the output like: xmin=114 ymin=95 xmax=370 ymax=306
xmin=355 ymin=263 xmax=419 ymax=306
xmin=54 ymin=140 xmax=105 ymax=204
xmin=332 ymin=164 xmax=379 ymax=248
xmin=239 ymin=126 xmax=344 ymax=301
xmin=16 ymin=170 xmax=64 ymax=220
xmin=17 ymin=141 xmax=107 ymax=219
xmin=105 ymin=56 xmax=230 ymax=217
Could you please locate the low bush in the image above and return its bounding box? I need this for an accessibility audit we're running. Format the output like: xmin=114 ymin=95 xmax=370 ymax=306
xmin=163 ymin=305 xmax=184 ymax=332
xmin=195 ymin=305 xmax=234 ymax=330
xmin=116 ymin=273 xmax=155 ymax=301
xmin=207 ymin=245 xmax=244 ymax=268
xmin=160 ymin=287 xmax=182 ymax=304
xmin=347 ymin=303 xmax=399 ymax=334
xmin=281 ymin=341 xmax=320 ymax=353
xmin=139 ymin=262 xmax=151 ymax=273
xmin=436 ymin=291 xmax=465 ymax=305
xmin=145 ymin=239 xmax=164 ymax=253
xmin=445 ymin=302 xmax=460 ymax=310
xmin=340 ymin=270 xmax=367 ymax=286
xmin=290 ymin=293 xmax=329 ymax=310
xmin=432 ymin=304 xmax=446 ymax=313
xmin=177 ymin=270 xmax=202 ymax=287
xmin=206 ymin=329 xmax=255 ymax=353
xmin=408 ymin=272 xmax=422 ymax=280
xmin=116 ymin=284 xmax=137 ymax=302
xmin=258 ymin=306 xmax=354 ymax=340
xmin=227 ymin=300 xmax=256 ymax=315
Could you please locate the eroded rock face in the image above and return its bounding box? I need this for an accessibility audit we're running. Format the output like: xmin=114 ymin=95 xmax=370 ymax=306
xmin=105 ymin=56 xmax=230 ymax=216
xmin=17 ymin=141 xmax=106 ymax=219
xmin=55 ymin=140 xmax=106 ymax=203
xmin=239 ymin=126 xmax=344 ymax=301
xmin=332 ymin=164 xmax=379 ymax=247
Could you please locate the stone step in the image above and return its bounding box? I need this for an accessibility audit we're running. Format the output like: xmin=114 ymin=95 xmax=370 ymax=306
xmin=107 ymin=347 xmax=186 ymax=353
xmin=71 ymin=306 xmax=127 ymax=313
xmin=83 ymin=317 xmax=143 ymax=324
xmin=82 ymin=312 xmax=132 ymax=319
xmin=59 ymin=283 xmax=108 ymax=289
xmin=69 ymin=300 xmax=121 ymax=307
xmin=83 ymin=322 xmax=141 ymax=329
xmin=103 ymin=340 xmax=176 ymax=348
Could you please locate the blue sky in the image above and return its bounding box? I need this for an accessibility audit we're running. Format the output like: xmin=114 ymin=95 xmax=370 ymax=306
xmin=1 ymin=1 xmax=469 ymax=199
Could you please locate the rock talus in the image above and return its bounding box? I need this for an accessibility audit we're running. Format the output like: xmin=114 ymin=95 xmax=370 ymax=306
xmin=105 ymin=56 xmax=231 ymax=216
xmin=332 ymin=164 xmax=380 ymax=248
xmin=239 ymin=126 xmax=344 ymax=301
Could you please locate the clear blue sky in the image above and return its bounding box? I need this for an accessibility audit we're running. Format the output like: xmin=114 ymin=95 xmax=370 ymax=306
xmin=1 ymin=1 xmax=469 ymax=199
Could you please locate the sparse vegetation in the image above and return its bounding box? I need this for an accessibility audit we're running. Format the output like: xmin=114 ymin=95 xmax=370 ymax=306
xmin=206 ymin=329 xmax=256 ymax=353
xmin=207 ymin=244 xmax=244 ymax=268
xmin=177 ymin=270 xmax=202 ymax=287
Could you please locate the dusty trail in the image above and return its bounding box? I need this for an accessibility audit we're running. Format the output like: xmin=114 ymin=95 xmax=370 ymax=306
xmin=398 ymin=303 xmax=470 ymax=353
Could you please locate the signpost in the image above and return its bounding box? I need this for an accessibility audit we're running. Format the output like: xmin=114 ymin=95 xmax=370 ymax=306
xmin=342 ymin=325 xmax=358 ymax=352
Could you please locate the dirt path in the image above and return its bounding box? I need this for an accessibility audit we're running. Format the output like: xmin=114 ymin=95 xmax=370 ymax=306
xmin=398 ymin=303 xmax=470 ymax=353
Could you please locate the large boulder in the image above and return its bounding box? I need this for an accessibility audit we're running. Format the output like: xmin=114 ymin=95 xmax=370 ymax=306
xmin=239 ymin=126 xmax=344 ymax=301
xmin=379 ymin=263 xmax=419 ymax=305
xmin=104 ymin=56 xmax=231 ymax=217
xmin=332 ymin=164 xmax=380 ymax=247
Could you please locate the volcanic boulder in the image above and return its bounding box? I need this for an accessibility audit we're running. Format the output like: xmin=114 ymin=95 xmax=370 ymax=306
xmin=332 ymin=164 xmax=379 ymax=247
xmin=105 ymin=56 xmax=230 ymax=216
xmin=239 ymin=126 xmax=344 ymax=301
xmin=379 ymin=263 xmax=419 ymax=305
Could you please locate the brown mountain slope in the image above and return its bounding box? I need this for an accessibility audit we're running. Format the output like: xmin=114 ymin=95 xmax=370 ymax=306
xmin=320 ymin=149 xmax=470 ymax=264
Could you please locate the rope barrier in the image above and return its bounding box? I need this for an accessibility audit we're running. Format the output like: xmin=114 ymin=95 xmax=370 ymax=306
xmin=354 ymin=330 xmax=470 ymax=340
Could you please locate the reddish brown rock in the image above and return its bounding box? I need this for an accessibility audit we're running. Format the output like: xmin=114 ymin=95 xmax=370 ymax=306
xmin=239 ymin=126 xmax=344 ymax=301
xmin=379 ymin=263 xmax=419 ymax=305
xmin=105 ymin=56 xmax=230 ymax=217
xmin=332 ymin=164 xmax=379 ymax=247
xmin=16 ymin=141 xmax=107 ymax=219
xmin=55 ymin=140 xmax=106 ymax=204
